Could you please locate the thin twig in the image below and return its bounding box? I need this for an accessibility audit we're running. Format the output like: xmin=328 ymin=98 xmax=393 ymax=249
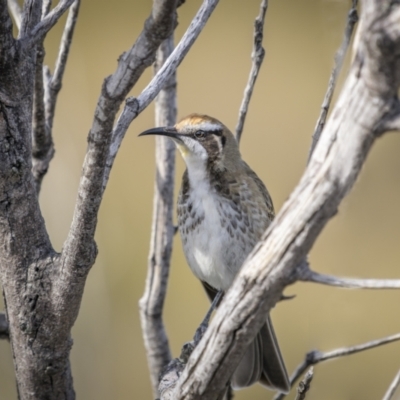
xmin=46 ymin=0 xmax=80 ymax=132
xmin=0 ymin=312 xmax=9 ymax=340
xmin=299 ymin=267 xmax=400 ymax=289
xmin=102 ymin=0 xmax=220 ymax=192
xmin=235 ymin=0 xmax=268 ymax=143
xmin=295 ymin=368 xmax=313 ymax=400
xmin=139 ymin=34 xmax=177 ymax=397
xmin=274 ymin=333 xmax=400 ymax=400
xmin=7 ymin=0 xmax=22 ymax=30
xmin=308 ymin=0 xmax=358 ymax=161
xmin=383 ymin=368 xmax=400 ymax=400
xmin=19 ymin=0 xmax=75 ymax=48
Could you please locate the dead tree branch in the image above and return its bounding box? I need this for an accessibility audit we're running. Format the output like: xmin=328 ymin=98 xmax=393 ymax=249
xmin=235 ymin=0 xmax=268 ymax=143
xmin=308 ymin=0 xmax=358 ymax=160
xmin=32 ymin=0 xmax=81 ymax=192
xmin=274 ymin=333 xmax=400 ymax=400
xmin=383 ymin=368 xmax=400 ymax=400
xmin=163 ymin=2 xmax=400 ymax=398
xmin=103 ymin=0 xmax=220 ymax=192
xmin=294 ymin=368 xmax=313 ymax=400
xmin=297 ymin=265 xmax=400 ymax=289
xmin=139 ymin=35 xmax=177 ymax=397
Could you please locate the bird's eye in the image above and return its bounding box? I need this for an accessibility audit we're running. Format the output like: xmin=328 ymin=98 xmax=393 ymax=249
xmin=194 ymin=130 xmax=206 ymax=139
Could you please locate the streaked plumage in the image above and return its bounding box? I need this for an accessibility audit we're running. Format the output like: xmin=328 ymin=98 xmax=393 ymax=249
xmin=139 ymin=114 xmax=290 ymax=393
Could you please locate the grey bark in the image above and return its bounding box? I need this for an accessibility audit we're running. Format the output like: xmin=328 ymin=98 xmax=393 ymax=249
xmin=164 ymin=1 xmax=400 ymax=398
xmin=0 ymin=0 xmax=180 ymax=398
xmin=139 ymin=35 xmax=177 ymax=397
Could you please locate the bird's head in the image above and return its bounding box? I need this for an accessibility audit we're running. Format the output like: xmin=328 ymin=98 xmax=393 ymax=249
xmin=139 ymin=114 xmax=241 ymax=170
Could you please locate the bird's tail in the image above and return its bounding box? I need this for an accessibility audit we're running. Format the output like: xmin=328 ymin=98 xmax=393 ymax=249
xmin=231 ymin=315 xmax=290 ymax=393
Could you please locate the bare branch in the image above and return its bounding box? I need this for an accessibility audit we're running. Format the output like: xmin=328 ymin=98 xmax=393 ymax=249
xmin=298 ymin=266 xmax=400 ymax=289
xmin=19 ymin=0 xmax=75 ymax=47
xmin=168 ymin=2 xmax=400 ymax=398
xmin=103 ymin=0 xmax=220 ymax=192
xmin=42 ymin=0 xmax=52 ymax=17
xmin=383 ymin=368 xmax=400 ymax=400
xmin=58 ymin=0 xmax=180 ymax=325
xmin=0 ymin=312 xmax=9 ymax=339
xmin=0 ymin=1 xmax=15 ymax=58
xmin=308 ymin=0 xmax=358 ymax=161
xmin=274 ymin=333 xmax=400 ymax=400
xmin=47 ymin=0 xmax=80 ymax=127
xmin=294 ymin=368 xmax=313 ymax=400
xmin=32 ymin=42 xmax=51 ymax=194
xmin=235 ymin=0 xmax=268 ymax=143
xmin=7 ymin=0 xmax=22 ymax=30
xmin=139 ymin=35 xmax=177 ymax=397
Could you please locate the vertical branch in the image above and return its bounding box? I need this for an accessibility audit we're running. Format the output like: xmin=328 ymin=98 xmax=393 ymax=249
xmin=139 ymin=35 xmax=177 ymax=397
xmin=235 ymin=0 xmax=268 ymax=144
xmin=308 ymin=0 xmax=358 ymax=161
xmin=32 ymin=0 xmax=80 ymax=192
xmin=46 ymin=0 xmax=80 ymax=131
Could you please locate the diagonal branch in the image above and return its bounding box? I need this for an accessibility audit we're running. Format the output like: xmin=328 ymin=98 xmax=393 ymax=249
xmin=102 ymin=0 xmax=220 ymax=193
xmin=167 ymin=2 xmax=400 ymax=398
xmin=308 ymin=0 xmax=358 ymax=161
xmin=57 ymin=0 xmax=180 ymax=329
xmin=139 ymin=34 xmax=177 ymax=397
xmin=47 ymin=0 xmax=80 ymax=128
xmin=32 ymin=0 xmax=81 ymax=192
xmin=383 ymin=368 xmax=400 ymax=400
xmin=274 ymin=333 xmax=400 ymax=400
xmin=19 ymin=0 xmax=75 ymax=47
xmin=235 ymin=0 xmax=268 ymax=144
xmin=294 ymin=368 xmax=313 ymax=400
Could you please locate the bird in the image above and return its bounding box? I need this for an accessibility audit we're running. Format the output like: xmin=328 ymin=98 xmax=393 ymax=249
xmin=139 ymin=113 xmax=290 ymax=393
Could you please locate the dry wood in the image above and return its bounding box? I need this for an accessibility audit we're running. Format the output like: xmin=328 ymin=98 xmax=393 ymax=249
xmin=162 ymin=2 xmax=400 ymax=398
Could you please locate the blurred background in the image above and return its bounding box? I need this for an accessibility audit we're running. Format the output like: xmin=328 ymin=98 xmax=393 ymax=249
xmin=1 ymin=0 xmax=400 ymax=399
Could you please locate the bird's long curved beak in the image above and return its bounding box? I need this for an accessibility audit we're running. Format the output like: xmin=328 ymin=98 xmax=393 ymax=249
xmin=138 ymin=126 xmax=182 ymax=142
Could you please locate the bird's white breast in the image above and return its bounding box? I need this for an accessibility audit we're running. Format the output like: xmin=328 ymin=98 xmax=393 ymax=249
xmin=179 ymin=158 xmax=250 ymax=291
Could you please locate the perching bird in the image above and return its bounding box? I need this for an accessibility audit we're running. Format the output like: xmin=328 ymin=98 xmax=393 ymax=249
xmin=139 ymin=114 xmax=290 ymax=393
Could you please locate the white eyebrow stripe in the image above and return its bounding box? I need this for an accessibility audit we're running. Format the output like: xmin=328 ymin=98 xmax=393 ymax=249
xmin=196 ymin=121 xmax=222 ymax=131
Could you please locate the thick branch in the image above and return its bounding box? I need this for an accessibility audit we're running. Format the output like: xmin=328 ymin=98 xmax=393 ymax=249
xmin=0 ymin=1 xmax=15 ymax=60
xmin=168 ymin=2 xmax=400 ymax=398
xmin=274 ymin=333 xmax=400 ymax=400
xmin=58 ymin=0 xmax=179 ymax=330
xmin=103 ymin=0 xmax=220 ymax=192
xmin=235 ymin=0 xmax=268 ymax=143
xmin=308 ymin=0 xmax=358 ymax=160
xmin=139 ymin=35 xmax=177 ymax=397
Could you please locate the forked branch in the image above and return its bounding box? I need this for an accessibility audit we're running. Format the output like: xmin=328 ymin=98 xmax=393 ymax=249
xmin=166 ymin=2 xmax=400 ymax=398
xmin=274 ymin=333 xmax=400 ymax=400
